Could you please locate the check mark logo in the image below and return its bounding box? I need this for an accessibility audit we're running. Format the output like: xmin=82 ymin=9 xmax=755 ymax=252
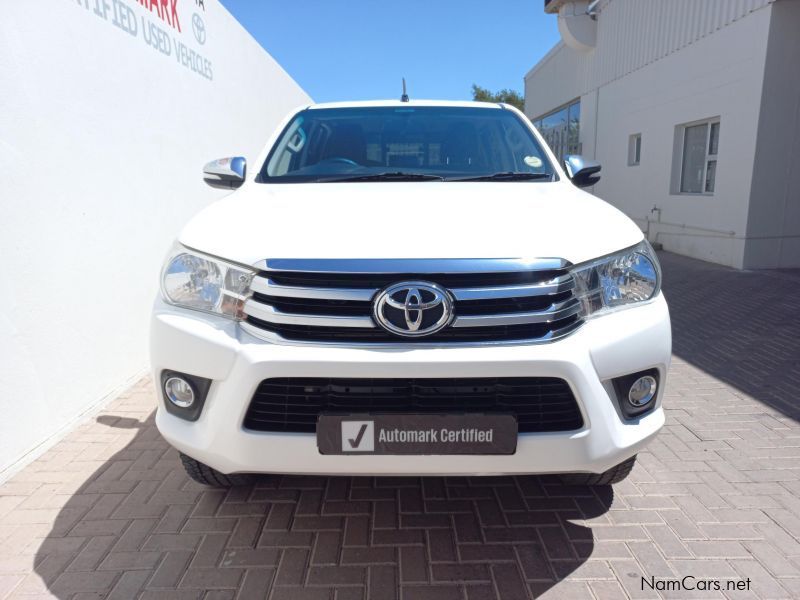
xmin=348 ymin=424 xmax=368 ymax=449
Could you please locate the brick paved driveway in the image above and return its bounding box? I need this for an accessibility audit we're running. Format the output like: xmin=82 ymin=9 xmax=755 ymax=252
xmin=1 ymin=252 xmax=800 ymax=599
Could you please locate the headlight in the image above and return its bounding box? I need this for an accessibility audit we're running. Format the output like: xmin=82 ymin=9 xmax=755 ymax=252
xmin=571 ymin=240 xmax=661 ymax=318
xmin=161 ymin=245 xmax=255 ymax=319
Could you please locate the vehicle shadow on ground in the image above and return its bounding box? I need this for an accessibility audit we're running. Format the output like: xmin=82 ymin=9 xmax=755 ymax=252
xmin=659 ymin=251 xmax=800 ymax=421
xmin=32 ymin=411 xmax=615 ymax=599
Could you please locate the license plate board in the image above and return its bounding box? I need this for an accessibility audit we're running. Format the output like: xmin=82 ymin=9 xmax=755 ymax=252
xmin=317 ymin=413 xmax=518 ymax=455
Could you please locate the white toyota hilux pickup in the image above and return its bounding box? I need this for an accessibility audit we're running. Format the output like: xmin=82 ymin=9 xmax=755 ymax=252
xmin=151 ymin=100 xmax=670 ymax=487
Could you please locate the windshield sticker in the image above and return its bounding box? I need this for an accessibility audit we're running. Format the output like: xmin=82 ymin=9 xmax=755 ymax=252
xmin=524 ymin=156 xmax=543 ymax=168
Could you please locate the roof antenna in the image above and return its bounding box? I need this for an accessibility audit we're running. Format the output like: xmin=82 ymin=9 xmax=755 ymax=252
xmin=401 ymin=78 xmax=410 ymax=102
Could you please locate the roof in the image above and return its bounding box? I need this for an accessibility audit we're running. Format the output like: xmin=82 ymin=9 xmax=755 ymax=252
xmin=544 ymin=0 xmax=569 ymax=14
xmin=307 ymin=100 xmax=503 ymax=110
xmin=524 ymin=40 xmax=565 ymax=80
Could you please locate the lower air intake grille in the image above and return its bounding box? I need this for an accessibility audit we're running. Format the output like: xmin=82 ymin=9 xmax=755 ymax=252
xmin=244 ymin=377 xmax=583 ymax=434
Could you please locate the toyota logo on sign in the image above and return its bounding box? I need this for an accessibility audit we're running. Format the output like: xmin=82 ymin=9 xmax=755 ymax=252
xmin=373 ymin=282 xmax=453 ymax=337
xmin=192 ymin=13 xmax=206 ymax=44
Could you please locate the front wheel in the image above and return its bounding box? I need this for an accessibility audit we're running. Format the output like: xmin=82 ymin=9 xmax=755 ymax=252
xmin=180 ymin=453 xmax=256 ymax=487
xmin=559 ymin=455 xmax=637 ymax=486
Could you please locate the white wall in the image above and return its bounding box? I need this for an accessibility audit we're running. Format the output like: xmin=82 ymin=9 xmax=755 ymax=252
xmin=0 ymin=0 xmax=311 ymax=476
xmin=524 ymin=0 xmax=775 ymax=268
xmin=525 ymin=0 xmax=774 ymax=120
xmin=590 ymin=9 xmax=771 ymax=268
xmin=745 ymin=0 xmax=800 ymax=268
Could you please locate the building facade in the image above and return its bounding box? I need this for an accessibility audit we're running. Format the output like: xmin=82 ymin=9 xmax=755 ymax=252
xmin=525 ymin=0 xmax=800 ymax=269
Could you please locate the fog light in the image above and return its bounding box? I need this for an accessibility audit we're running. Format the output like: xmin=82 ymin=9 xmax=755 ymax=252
xmin=164 ymin=377 xmax=195 ymax=408
xmin=628 ymin=375 xmax=657 ymax=407
xmin=160 ymin=370 xmax=211 ymax=421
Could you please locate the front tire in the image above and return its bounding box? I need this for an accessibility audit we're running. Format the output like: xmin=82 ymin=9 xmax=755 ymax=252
xmin=180 ymin=453 xmax=255 ymax=487
xmin=559 ymin=455 xmax=637 ymax=486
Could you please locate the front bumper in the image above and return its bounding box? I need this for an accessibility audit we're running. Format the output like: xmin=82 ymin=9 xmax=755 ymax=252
xmin=150 ymin=294 xmax=671 ymax=476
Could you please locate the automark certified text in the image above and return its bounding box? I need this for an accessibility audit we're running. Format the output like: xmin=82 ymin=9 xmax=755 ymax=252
xmin=379 ymin=427 xmax=494 ymax=444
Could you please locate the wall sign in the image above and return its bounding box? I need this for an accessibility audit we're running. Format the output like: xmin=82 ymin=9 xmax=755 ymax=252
xmin=75 ymin=0 xmax=214 ymax=81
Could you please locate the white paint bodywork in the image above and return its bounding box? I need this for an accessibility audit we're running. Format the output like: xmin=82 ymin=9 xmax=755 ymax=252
xmin=152 ymin=100 xmax=671 ymax=476
xmin=179 ymin=181 xmax=644 ymax=267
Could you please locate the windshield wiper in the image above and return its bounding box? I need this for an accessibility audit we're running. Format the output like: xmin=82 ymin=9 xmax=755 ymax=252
xmin=447 ymin=172 xmax=554 ymax=182
xmin=319 ymin=172 xmax=444 ymax=183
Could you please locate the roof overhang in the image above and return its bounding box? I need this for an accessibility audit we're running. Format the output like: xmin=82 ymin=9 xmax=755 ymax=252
xmin=544 ymin=0 xmax=570 ymax=14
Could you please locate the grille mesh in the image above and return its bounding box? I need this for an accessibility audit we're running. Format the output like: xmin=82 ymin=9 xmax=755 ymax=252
xmin=244 ymin=377 xmax=584 ymax=434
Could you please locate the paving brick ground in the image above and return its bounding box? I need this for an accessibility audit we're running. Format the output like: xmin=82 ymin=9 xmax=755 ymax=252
xmin=1 ymin=251 xmax=800 ymax=599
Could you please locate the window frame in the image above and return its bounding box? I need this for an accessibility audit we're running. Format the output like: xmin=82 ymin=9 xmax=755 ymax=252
xmin=674 ymin=117 xmax=720 ymax=196
xmin=628 ymin=133 xmax=641 ymax=166
xmin=531 ymin=98 xmax=581 ymax=162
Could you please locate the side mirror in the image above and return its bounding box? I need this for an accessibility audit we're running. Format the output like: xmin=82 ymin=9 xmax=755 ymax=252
xmin=564 ymin=155 xmax=601 ymax=188
xmin=203 ymin=157 xmax=246 ymax=189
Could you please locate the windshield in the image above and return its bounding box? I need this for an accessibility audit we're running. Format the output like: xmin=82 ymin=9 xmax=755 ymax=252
xmin=257 ymin=106 xmax=554 ymax=183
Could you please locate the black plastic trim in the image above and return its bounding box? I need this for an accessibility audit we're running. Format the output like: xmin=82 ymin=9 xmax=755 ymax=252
xmin=244 ymin=376 xmax=583 ymax=434
xmin=611 ymin=369 xmax=660 ymax=420
xmin=160 ymin=370 xmax=212 ymax=422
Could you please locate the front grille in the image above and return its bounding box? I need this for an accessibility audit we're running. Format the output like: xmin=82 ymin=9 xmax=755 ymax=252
xmin=244 ymin=377 xmax=584 ymax=433
xmin=242 ymin=258 xmax=584 ymax=345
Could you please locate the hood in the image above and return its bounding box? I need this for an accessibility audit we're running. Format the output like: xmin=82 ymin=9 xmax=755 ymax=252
xmin=178 ymin=181 xmax=644 ymax=267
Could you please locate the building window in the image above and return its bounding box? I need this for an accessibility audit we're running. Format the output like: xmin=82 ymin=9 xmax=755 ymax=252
xmin=678 ymin=118 xmax=720 ymax=194
xmin=628 ymin=134 xmax=641 ymax=166
xmin=533 ymin=99 xmax=581 ymax=162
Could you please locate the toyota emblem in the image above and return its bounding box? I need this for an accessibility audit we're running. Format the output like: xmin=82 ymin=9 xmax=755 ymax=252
xmin=373 ymin=281 xmax=454 ymax=337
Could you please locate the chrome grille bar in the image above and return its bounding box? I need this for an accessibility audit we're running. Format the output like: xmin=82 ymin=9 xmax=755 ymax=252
xmin=250 ymin=274 xmax=573 ymax=302
xmin=251 ymin=277 xmax=376 ymax=301
xmin=451 ymin=299 xmax=582 ymax=328
xmin=256 ymin=257 xmax=569 ymax=273
xmin=449 ymin=275 xmax=574 ymax=301
xmin=243 ymin=300 xmax=376 ymax=328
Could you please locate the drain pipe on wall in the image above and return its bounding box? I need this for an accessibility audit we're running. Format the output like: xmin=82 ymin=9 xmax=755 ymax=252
xmin=643 ymin=205 xmax=736 ymax=249
xmin=646 ymin=205 xmax=662 ymax=248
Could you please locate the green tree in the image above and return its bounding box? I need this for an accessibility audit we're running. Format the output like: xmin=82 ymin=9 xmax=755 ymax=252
xmin=471 ymin=84 xmax=525 ymax=111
